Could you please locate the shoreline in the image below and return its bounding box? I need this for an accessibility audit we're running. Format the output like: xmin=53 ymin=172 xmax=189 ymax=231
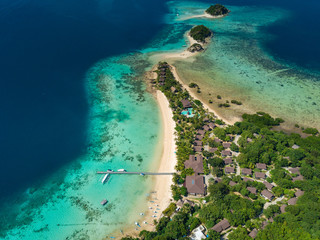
xmin=118 ymin=90 xmax=177 ymax=239
xmin=149 ymin=31 xmax=209 ymax=63
xmin=169 ymin=65 xmax=240 ymax=125
xmin=179 ymin=11 xmax=229 ymax=21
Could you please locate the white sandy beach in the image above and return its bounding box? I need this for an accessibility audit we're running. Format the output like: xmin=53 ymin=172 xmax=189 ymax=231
xmin=120 ymin=90 xmax=177 ymax=238
xmin=149 ymin=33 xmax=205 ymax=63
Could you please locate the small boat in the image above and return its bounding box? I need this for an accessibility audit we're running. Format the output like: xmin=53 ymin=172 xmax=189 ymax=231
xmin=182 ymin=45 xmax=187 ymax=47
xmin=149 ymin=207 xmax=152 ymax=209
xmin=152 ymin=215 xmax=157 ymax=218
xmin=135 ymin=222 xmax=141 ymax=227
xmin=107 ymin=169 xmax=114 ymax=172
xmin=153 ymin=211 xmax=157 ymax=213
xmin=139 ymin=213 xmax=144 ymax=216
xmin=117 ymin=169 xmax=126 ymax=172
xmin=101 ymin=199 xmax=108 ymax=205
xmin=143 ymin=221 xmax=147 ymax=224
xmin=101 ymin=173 xmax=110 ymax=184
xmin=140 ymin=173 xmax=145 ymax=176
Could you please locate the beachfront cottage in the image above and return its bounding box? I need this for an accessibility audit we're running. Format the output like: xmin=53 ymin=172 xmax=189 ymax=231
xmin=249 ymin=228 xmax=258 ymax=239
xmin=255 ymin=172 xmax=266 ymax=179
xmin=263 ymin=181 xmax=274 ymax=191
xmin=181 ymin=99 xmax=192 ymax=109
xmin=225 ymin=167 xmax=235 ymax=174
xmin=288 ymin=197 xmax=297 ymax=205
xmin=295 ymin=189 xmax=304 ymax=197
xmin=185 ymin=175 xmax=205 ymax=196
xmin=221 ymin=150 xmax=232 ymax=157
xmin=223 ymin=157 xmax=232 ymax=165
xmin=194 ymin=146 xmax=203 ymax=152
xmin=185 ymin=155 xmax=204 ymax=174
xmin=256 ymin=163 xmax=267 ymax=170
xmin=247 ymin=187 xmax=257 ymax=195
xmin=261 ymin=189 xmax=274 ymax=201
xmin=211 ymin=219 xmax=230 ymax=233
xmin=222 ymin=142 xmax=231 ymax=148
xmin=242 ymin=168 xmax=252 ymax=175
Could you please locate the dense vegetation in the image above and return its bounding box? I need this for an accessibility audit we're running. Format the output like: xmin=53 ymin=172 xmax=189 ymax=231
xmin=123 ymin=62 xmax=320 ymax=240
xmin=189 ymin=25 xmax=212 ymax=43
xmin=205 ymin=4 xmax=230 ymax=16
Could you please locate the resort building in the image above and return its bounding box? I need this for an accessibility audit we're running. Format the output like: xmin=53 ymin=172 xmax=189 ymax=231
xmin=247 ymin=187 xmax=257 ymax=195
xmin=194 ymin=146 xmax=203 ymax=152
xmin=222 ymin=142 xmax=231 ymax=148
xmin=223 ymin=157 xmax=232 ymax=165
xmin=261 ymin=189 xmax=274 ymax=201
xmin=263 ymin=181 xmax=274 ymax=191
xmin=209 ymin=147 xmax=218 ymax=153
xmin=243 ymin=177 xmax=253 ymax=182
xmin=181 ymin=99 xmax=192 ymax=109
xmin=185 ymin=155 xmax=204 ymax=174
xmin=295 ymin=189 xmax=304 ymax=197
xmin=190 ymin=225 xmax=206 ymax=240
xmin=185 ymin=175 xmax=205 ymax=196
xmin=288 ymin=167 xmax=300 ymax=174
xmin=292 ymin=175 xmax=304 ymax=182
xmin=242 ymin=168 xmax=252 ymax=175
xmin=225 ymin=167 xmax=235 ymax=174
xmin=255 ymin=172 xmax=266 ymax=179
xmin=211 ymin=219 xmax=230 ymax=233
xmin=194 ymin=140 xmax=203 ymax=146
xmin=256 ymin=163 xmax=267 ymax=170
xmin=221 ymin=150 xmax=232 ymax=157
xmin=229 ymin=181 xmax=237 ymax=187
xmin=280 ymin=204 xmax=287 ymax=213
xmin=249 ymin=228 xmax=258 ymax=239
xmin=288 ymin=197 xmax=297 ymax=205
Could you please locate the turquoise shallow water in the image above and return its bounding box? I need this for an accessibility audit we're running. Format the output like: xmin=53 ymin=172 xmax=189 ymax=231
xmin=2 ymin=1 xmax=320 ymax=239
xmin=1 ymin=55 xmax=162 ymax=239
xmin=167 ymin=1 xmax=320 ymax=129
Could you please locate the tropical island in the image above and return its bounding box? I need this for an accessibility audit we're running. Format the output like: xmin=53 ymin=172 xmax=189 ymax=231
xmin=205 ymin=4 xmax=230 ymax=17
xmin=122 ymin=62 xmax=320 ymax=240
xmin=189 ymin=25 xmax=212 ymax=43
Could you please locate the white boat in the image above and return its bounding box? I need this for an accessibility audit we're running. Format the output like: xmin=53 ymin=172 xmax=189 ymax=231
xmin=101 ymin=199 xmax=108 ymax=205
xmin=117 ymin=169 xmax=126 ymax=172
xmin=102 ymin=173 xmax=110 ymax=184
xmin=135 ymin=222 xmax=141 ymax=227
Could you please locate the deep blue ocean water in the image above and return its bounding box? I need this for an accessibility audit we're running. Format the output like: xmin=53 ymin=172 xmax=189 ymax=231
xmin=0 ymin=0 xmax=167 ymax=199
xmin=0 ymin=0 xmax=319 ymax=206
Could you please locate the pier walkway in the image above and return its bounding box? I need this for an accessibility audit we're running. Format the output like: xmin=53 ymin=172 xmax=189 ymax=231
xmin=96 ymin=171 xmax=174 ymax=175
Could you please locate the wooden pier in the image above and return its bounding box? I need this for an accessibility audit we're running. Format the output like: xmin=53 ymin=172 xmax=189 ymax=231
xmin=96 ymin=171 xmax=174 ymax=175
